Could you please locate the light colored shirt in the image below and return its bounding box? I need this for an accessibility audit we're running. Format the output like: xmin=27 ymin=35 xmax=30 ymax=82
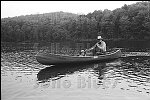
xmin=96 ymin=40 xmax=106 ymax=52
xmin=86 ymin=40 xmax=106 ymax=52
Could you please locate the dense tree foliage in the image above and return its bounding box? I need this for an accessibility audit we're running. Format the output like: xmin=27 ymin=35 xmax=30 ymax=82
xmin=1 ymin=2 xmax=150 ymax=42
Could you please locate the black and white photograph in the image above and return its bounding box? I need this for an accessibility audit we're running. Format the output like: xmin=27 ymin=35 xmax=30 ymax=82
xmin=1 ymin=1 xmax=150 ymax=100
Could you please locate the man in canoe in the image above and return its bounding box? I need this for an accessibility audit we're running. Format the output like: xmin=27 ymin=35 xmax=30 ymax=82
xmin=85 ymin=36 xmax=106 ymax=56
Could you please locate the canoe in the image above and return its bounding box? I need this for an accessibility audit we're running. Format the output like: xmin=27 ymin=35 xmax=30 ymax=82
xmin=36 ymin=49 xmax=122 ymax=65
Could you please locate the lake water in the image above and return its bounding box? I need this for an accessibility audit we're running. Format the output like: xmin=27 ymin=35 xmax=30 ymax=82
xmin=1 ymin=41 xmax=150 ymax=100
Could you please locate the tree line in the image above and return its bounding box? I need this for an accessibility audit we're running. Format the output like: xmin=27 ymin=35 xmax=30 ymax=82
xmin=1 ymin=2 xmax=150 ymax=43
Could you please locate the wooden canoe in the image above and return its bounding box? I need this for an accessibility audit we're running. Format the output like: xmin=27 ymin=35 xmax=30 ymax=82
xmin=36 ymin=49 xmax=122 ymax=65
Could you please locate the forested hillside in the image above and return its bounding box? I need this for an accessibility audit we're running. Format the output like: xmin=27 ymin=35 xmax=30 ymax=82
xmin=1 ymin=2 xmax=150 ymax=42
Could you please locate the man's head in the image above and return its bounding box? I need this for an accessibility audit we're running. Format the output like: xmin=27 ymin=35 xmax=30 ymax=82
xmin=97 ymin=36 xmax=103 ymax=40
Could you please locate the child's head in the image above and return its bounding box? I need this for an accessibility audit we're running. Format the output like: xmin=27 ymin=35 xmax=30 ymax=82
xmin=81 ymin=50 xmax=85 ymax=56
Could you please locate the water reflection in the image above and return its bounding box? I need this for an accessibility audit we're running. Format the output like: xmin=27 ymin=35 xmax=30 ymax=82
xmin=36 ymin=57 xmax=150 ymax=94
xmin=37 ymin=63 xmax=107 ymax=83
xmin=36 ymin=61 xmax=122 ymax=90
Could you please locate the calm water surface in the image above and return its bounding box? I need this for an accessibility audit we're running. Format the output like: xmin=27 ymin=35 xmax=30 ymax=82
xmin=1 ymin=42 xmax=150 ymax=100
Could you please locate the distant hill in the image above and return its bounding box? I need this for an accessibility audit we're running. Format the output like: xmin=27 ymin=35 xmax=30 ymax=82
xmin=1 ymin=11 xmax=80 ymax=42
xmin=2 ymin=11 xmax=79 ymax=23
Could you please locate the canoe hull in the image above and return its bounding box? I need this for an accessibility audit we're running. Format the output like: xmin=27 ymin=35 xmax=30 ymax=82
xmin=36 ymin=49 xmax=122 ymax=65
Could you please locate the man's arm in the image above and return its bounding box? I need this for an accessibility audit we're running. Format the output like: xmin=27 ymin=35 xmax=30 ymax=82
xmin=85 ymin=43 xmax=97 ymax=51
xmin=97 ymin=41 xmax=106 ymax=51
xmin=96 ymin=43 xmax=102 ymax=49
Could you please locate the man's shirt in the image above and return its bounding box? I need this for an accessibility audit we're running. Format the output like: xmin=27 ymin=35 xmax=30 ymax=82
xmin=96 ymin=40 xmax=106 ymax=52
